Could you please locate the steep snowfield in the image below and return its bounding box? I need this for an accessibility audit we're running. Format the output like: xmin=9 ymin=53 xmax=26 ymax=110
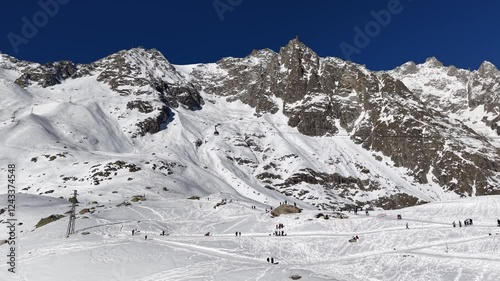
xmin=1 ymin=193 xmax=499 ymax=281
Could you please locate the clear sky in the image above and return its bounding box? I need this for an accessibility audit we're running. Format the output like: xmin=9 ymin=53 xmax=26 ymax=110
xmin=1 ymin=0 xmax=498 ymax=70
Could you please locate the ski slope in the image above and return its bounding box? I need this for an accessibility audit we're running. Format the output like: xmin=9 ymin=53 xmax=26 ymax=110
xmin=1 ymin=193 xmax=499 ymax=281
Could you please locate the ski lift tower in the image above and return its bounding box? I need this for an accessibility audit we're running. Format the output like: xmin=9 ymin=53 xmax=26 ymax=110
xmin=66 ymin=190 xmax=78 ymax=238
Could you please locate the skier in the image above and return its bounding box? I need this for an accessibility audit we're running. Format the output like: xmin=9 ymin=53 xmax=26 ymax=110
xmin=235 ymin=232 xmax=238 ymax=236
xmin=239 ymin=232 xmax=241 ymax=236
xmin=497 ymin=219 xmax=500 ymax=226
xmin=267 ymin=257 xmax=270 ymax=263
xmin=365 ymin=210 xmax=369 ymax=216
xmin=271 ymin=257 xmax=274 ymax=264
xmin=459 ymin=221 xmax=462 ymax=227
xmin=406 ymin=223 xmax=409 ymax=229
xmin=452 ymin=221 xmax=456 ymax=228
xmin=145 ymin=235 xmax=148 ymax=240
xmin=132 ymin=229 xmax=135 ymax=235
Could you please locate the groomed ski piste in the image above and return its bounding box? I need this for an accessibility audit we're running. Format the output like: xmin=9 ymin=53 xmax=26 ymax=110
xmin=1 ymin=193 xmax=499 ymax=281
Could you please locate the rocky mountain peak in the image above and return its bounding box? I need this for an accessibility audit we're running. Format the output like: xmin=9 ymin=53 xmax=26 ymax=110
xmin=249 ymin=48 xmax=277 ymax=58
xmin=279 ymin=37 xmax=318 ymax=59
xmin=0 ymin=53 xmax=22 ymax=70
xmin=424 ymin=57 xmax=444 ymax=67
xmin=478 ymin=60 xmax=499 ymax=76
xmin=393 ymin=61 xmax=418 ymax=75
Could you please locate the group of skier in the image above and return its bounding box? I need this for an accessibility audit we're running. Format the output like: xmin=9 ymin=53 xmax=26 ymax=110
xmin=349 ymin=235 xmax=360 ymax=242
xmin=273 ymin=223 xmax=286 ymax=236
xmin=277 ymin=201 xmax=297 ymax=207
xmin=266 ymin=257 xmax=278 ymax=264
xmin=452 ymin=218 xmax=473 ymax=228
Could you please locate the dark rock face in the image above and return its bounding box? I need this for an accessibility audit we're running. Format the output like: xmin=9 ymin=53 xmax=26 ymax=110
xmin=190 ymin=38 xmax=500 ymax=200
xmin=15 ymin=61 xmax=77 ymax=87
xmin=154 ymin=81 xmax=203 ymax=110
xmin=12 ymin=48 xmax=203 ymax=137
xmin=127 ymin=100 xmax=154 ymax=114
xmin=93 ymin=48 xmax=204 ymax=110
xmin=133 ymin=106 xmax=172 ymax=138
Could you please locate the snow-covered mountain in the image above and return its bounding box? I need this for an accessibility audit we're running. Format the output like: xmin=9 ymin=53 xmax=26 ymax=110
xmin=1 ymin=39 xmax=500 ymax=211
xmin=2 ymin=39 xmax=500 ymax=281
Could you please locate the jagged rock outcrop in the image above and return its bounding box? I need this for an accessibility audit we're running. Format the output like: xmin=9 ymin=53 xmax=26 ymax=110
xmin=10 ymin=48 xmax=203 ymax=137
xmin=188 ymin=38 xmax=500 ymax=198
xmin=15 ymin=61 xmax=77 ymax=87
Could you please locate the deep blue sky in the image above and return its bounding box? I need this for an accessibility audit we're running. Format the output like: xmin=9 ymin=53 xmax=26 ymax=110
xmin=1 ymin=0 xmax=498 ymax=70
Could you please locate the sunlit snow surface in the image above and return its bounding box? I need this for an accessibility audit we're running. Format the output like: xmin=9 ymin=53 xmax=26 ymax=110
xmin=0 ymin=194 xmax=499 ymax=281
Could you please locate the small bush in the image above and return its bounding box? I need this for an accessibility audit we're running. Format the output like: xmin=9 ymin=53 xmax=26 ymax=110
xmin=131 ymin=195 xmax=146 ymax=202
xmin=79 ymin=208 xmax=91 ymax=215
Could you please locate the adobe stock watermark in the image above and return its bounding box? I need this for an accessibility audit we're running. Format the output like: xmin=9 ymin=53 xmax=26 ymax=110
xmin=340 ymin=0 xmax=411 ymax=60
xmin=7 ymin=0 xmax=71 ymax=54
xmin=213 ymin=0 xmax=243 ymax=21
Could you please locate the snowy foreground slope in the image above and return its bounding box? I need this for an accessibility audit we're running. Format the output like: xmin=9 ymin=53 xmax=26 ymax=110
xmin=1 ymin=193 xmax=499 ymax=281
